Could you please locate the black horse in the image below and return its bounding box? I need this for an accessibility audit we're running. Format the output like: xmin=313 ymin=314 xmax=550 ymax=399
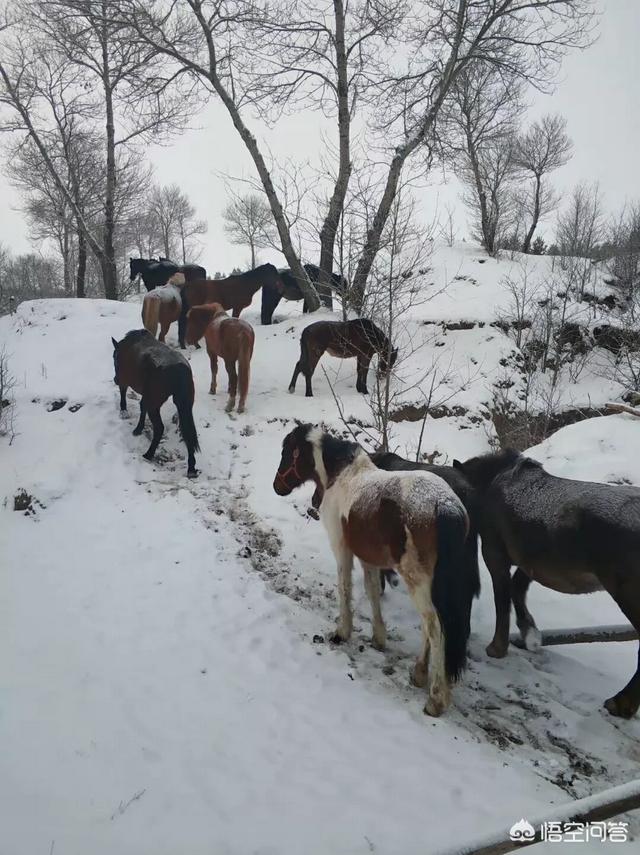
xmin=261 ymin=263 xmax=348 ymax=325
xmin=454 ymin=448 xmax=640 ymax=718
xmin=129 ymin=258 xmax=207 ymax=292
xmin=371 ymin=452 xmax=481 ymax=610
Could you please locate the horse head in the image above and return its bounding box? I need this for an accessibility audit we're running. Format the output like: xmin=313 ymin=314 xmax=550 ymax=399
xmin=111 ymin=336 xmax=121 ymax=383
xmin=129 ymin=258 xmax=143 ymax=281
xmin=273 ymin=423 xmax=317 ymax=495
xmin=379 ymin=344 xmax=398 ymax=376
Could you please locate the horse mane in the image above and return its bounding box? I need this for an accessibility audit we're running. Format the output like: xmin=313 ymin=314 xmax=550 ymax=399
xmin=187 ymin=303 xmax=225 ymax=341
xmin=459 ymin=448 xmax=532 ymax=489
xmin=319 ymin=431 xmax=363 ymax=485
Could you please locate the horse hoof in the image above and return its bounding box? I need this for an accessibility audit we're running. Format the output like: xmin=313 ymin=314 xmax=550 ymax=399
xmin=187 ymin=469 xmax=199 ymax=480
xmin=132 ymin=428 xmax=143 ymax=436
xmin=604 ymin=694 xmax=638 ymax=718
xmin=371 ymin=636 xmax=386 ymax=652
xmin=288 ymin=387 xmax=295 ymax=394
xmin=411 ymin=663 xmax=428 ymax=689
xmin=142 ymin=452 xmax=154 ymax=462
xmin=423 ymin=696 xmax=446 ymax=718
xmin=523 ymin=627 xmax=542 ymax=652
xmin=237 ymin=406 xmax=245 ymax=414
xmin=209 ymin=389 xmax=216 ymax=395
xmin=486 ymin=640 xmax=508 ymax=658
xmin=329 ymin=630 xmax=350 ymax=645
xmin=119 ymin=410 xmax=129 ymax=420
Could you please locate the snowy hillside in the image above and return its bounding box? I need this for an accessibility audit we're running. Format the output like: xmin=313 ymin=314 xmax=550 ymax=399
xmin=2 ymin=244 xmax=639 ymax=854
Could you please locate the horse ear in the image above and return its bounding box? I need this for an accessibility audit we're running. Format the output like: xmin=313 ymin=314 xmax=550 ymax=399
xmin=452 ymin=459 xmax=463 ymax=471
xmin=112 ymin=337 xmax=118 ymax=349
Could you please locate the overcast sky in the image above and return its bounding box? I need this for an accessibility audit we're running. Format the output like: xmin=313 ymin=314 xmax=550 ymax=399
xmin=0 ymin=0 xmax=638 ymax=273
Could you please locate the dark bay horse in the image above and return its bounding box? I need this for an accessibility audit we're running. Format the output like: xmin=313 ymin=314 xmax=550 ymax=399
xmin=186 ymin=303 xmax=255 ymax=413
xmin=371 ymin=451 xmax=481 ymax=614
xmin=289 ymin=318 xmax=398 ymax=397
xmin=261 ymin=263 xmax=348 ymax=324
xmin=273 ymin=424 xmax=471 ymax=716
xmin=179 ymin=264 xmax=284 ymax=348
xmin=130 ymin=258 xmax=207 ymax=292
xmin=112 ymin=330 xmax=199 ymax=477
xmin=454 ymin=448 xmax=640 ymax=718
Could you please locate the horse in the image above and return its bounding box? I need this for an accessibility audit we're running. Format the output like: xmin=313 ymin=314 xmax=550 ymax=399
xmin=141 ymin=277 xmax=184 ymax=342
xmin=288 ymin=318 xmax=398 ymax=397
xmin=453 ymin=448 xmax=640 ymax=718
xmin=129 ymin=257 xmax=207 ymax=292
xmin=112 ymin=329 xmax=199 ymax=478
xmin=261 ymin=263 xmax=348 ymax=325
xmin=273 ymin=424 xmax=471 ymax=716
xmin=186 ymin=303 xmax=255 ymax=414
xmin=370 ymin=451 xmax=481 ymax=612
xmin=179 ymin=263 xmax=284 ymax=348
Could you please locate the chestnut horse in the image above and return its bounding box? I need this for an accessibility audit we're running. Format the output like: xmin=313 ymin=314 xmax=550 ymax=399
xmin=455 ymin=449 xmax=640 ymax=718
xmin=112 ymin=329 xmax=199 ymax=477
xmin=289 ymin=318 xmax=398 ymax=397
xmin=179 ymin=264 xmax=284 ymax=348
xmin=141 ymin=275 xmax=184 ymax=342
xmin=274 ymin=424 xmax=470 ymax=716
xmin=186 ymin=303 xmax=255 ymax=413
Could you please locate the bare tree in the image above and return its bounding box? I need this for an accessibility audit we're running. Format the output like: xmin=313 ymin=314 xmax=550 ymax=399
xmin=556 ymin=181 xmax=605 ymax=259
xmin=449 ymin=63 xmax=523 ymax=254
xmin=514 ymin=114 xmax=573 ymax=253
xmin=147 ymin=183 xmax=207 ymax=262
xmin=222 ymin=192 xmax=276 ymax=268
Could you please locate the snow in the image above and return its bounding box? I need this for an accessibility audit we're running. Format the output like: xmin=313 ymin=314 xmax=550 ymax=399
xmin=2 ymin=244 xmax=639 ymax=854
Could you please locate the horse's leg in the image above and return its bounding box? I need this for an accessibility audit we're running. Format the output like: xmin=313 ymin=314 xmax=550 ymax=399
xmin=356 ymin=357 xmax=371 ymax=394
xmin=159 ymin=317 xmax=170 ymax=343
xmin=132 ymin=399 xmax=147 ymax=436
xmin=330 ymin=544 xmax=354 ymax=644
xmin=304 ymin=351 xmax=321 ymax=398
xmin=232 ymin=307 xmax=240 ymax=319
xmin=482 ymin=538 xmax=513 ymax=658
xmin=143 ymin=408 xmax=164 ymax=461
xmin=361 ymin=562 xmax=386 ymax=650
xmin=209 ymin=353 xmax=218 ymax=395
xmin=406 ymin=573 xmax=450 ymax=717
xmin=511 ymin=568 xmax=541 ymax=651
xmin=288 ymin=359 xmax=302 ymax=393
xmin=119 ymin=386 xmax=127 ymax=413
xmin=225 ymin=358 xmax=237 ymax=413
xmin=601 ymin=577 xmax=640 ymax=718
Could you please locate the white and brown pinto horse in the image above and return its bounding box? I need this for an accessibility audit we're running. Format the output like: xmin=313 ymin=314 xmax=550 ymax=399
xmin=273 ymin=424 xmax=471 ymax=716
xmin=141 ymin=273 xmax=185 ymax=343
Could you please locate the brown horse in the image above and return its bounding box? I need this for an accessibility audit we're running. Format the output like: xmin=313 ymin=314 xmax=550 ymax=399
xmin=141 ymin=276 xmax=184 ymax=342
xmin=288 ymin=318 xmax=398 ymax=397
xmin=179 ymin=264 xmax=284 ymax=348
xmin=186 ymin=303 xmax=255 ymax=414
xmin=454 ymin=449 xmax=640 ymax=718
xmin=112 ymin=329 xmax=199 ymax=477
xmin=273 ymin=424 xmax=470 ymax=716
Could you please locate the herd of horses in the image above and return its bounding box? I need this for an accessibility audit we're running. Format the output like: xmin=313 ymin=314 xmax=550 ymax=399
xmin=115 ymin=256 xmax=640 ymax=721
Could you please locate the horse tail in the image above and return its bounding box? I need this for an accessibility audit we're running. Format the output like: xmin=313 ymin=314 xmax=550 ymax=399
xmin=238 ymin=330 xmax=253 ymax=404
xmin=142 ymin=294 xmax=160 ymax=338
xmin=173 ymin=367 xmax=200 ymax=454
xmin=431 ymin=503 xmax=470 ymax=682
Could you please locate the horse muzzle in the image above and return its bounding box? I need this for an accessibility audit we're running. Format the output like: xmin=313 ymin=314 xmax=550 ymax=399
xmin=273 ymin=472 xmax=293 ymax=496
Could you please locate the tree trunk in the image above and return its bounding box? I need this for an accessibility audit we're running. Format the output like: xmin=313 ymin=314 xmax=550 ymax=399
xmin=250 ymin=240 xmax=256 ymax=269
xmin=76 ymin=225 xmax=87 ymax=298
xmin=101 ymin=5 xmax=118 ymax=301
xmin=317 ymin=0 xmax=351 ymax=309
xmin=522 ymin=174 xmax=542 ymax=253
xmin=349 ymin=2 xmax=467 ymax=309
xmin=190 ymin=9 xmax=320 ymax=310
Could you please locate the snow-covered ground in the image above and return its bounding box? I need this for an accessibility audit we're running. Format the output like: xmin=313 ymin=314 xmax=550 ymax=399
xmin=2 ymin=245 xmax=639 ymax=853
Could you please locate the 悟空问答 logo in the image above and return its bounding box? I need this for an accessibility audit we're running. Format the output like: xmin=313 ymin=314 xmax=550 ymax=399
xmin=509 ymin=818 xmax=536 ymax=843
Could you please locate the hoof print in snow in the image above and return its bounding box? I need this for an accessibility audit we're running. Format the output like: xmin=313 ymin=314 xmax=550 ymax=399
xmin=69 ymin=403 xmax=83 ymax=413
xmin=240 ymin=424 xmax=254 ymax=437
xmin=238 ymin=545 xmax=252 ymax=558
xmin=47 ymin=399 xmax=67 ymax=412
xmin=312 ymin=634 xmax=324 ymax=644
xmin=382 ymin=665 xmax=395 ymax=676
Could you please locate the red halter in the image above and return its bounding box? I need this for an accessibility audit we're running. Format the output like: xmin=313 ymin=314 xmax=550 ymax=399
xmin=276 ymin=448 xmax=301 ymax=489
